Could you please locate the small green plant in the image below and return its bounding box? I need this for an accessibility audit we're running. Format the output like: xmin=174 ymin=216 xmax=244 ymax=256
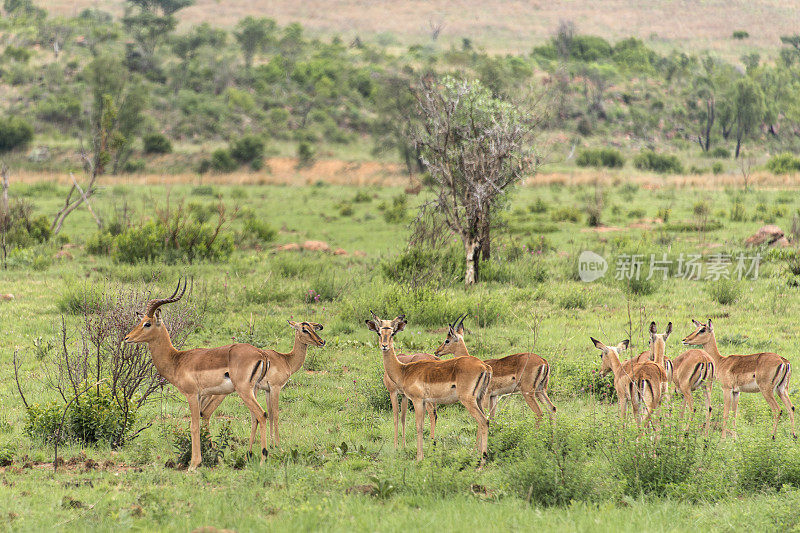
xmin=551 ymin=206 xmax=582 ymax=223
xmin=576 ymin=148 xmax=625 ymax=168
xmin=706 ymin=278 xmax=742 ymax=305
xmin=730 ymin=200 xmax=746 ymax=222
xmin=732 ymin=30 xmax=749 ymax=40
xmin=211 ymin=148 xmax=239 ymax=172
xmin=767 ymin=153 xmax=800 ymax=175
xmin=171 ymin=422 xmax=232 ymax=468
xmin=711 ymin=162 xmax=724 ymax=174
xmin=369 ymin=475 xmax=397 ymax=499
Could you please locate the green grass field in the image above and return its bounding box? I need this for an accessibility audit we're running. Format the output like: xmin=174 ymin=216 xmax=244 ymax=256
xmin=2 ymin=179 xmax=800 ymax=531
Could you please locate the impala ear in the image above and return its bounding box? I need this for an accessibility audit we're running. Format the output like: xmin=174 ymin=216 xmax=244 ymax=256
xmin=617 ymin=339 xmax=630 ymax=351
xmin=135 ymin=311 xmax=144 ymax=319
xmin=692 ymin=318 xmax=702 ymax=327
xmin=707 ymin=319 xmax=713 ymax=331
xmin=590 ymin=337 xmax=605 ymax=351
xmin=649 ymin=321 xmax=657 ymax=336
xmin=365 ymin=319 xmax=379 ymax=333
xmin=665 ymin=322 xmax=673 ymax=339
xmin=392 ymin=315 xmax=407 ymax=334
xmin=287 ymin=320 xmax=299 ymax=329
xmin=313 ymin=323 xmax=323 ymax=331
xmin=153 ymin=308 xmax=162 ymax=325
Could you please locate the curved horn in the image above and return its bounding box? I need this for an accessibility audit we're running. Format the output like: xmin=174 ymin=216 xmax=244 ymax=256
xmin=370 ymin=309 xmax=381 ymax=322
xmin=145 ymin=278 xmax=188 ymax=317
xmin=455 ymin=313 xmax=468 ymax=330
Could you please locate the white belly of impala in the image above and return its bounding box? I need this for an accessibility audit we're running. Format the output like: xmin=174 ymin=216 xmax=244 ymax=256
xmin=738 ymin=381 xmax=760 ymax=393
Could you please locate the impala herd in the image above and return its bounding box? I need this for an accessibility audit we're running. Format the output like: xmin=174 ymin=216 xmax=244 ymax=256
xmin=124 ymin=279 xmax=796 ymax=470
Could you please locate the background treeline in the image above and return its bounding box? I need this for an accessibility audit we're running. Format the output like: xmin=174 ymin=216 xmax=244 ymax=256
xmin=2 ymin=1 xmax=800 ymax=175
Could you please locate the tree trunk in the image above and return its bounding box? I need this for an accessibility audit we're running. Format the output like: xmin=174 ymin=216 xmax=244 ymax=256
xmin=735 ymin=123 xmax=743 ymax=158
xmin=480 ymin=209 xmax=492 ymax=261
xmin=463 ymin=238 xmax=480 ymax=286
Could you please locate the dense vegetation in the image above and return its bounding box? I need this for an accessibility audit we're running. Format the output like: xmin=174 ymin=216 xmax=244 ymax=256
xmin=2 ymin=2 xmax=800 ymax=176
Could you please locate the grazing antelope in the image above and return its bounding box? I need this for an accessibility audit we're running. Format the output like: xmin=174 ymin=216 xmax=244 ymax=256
xmin=591 ymin=337 xmax=667 ymax=429
xmin=385 ymin=352 xmax=440 ymax=448
xmin=434 ymin=314 xmax=556 ymax=425
xmin=366 ymin=313 xmax=492 ymax=464
xmin=201 ymin=320 xmax=326 ymax=449
xmin=124 ymin=279 xmax=269 ymax=470
xmin=682 ymin=319 xmax=795 ymax=439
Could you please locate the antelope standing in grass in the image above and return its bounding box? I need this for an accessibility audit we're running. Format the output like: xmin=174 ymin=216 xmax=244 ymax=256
xmin=682 ymin=319 xmax=795 ymax=439
xmin=124 ymin=279 xmax=270 ymax=470
xmin=591 ymin=337 xmax=667 ymax=429
xmin=385 ymin=352 xmax=440 ymax=448
xmin=201 ymin=320 xmax=326 ymax=449
xmin=366 ymin=313 xmax=492 ymax=464
xmin=630 ymin=322 xmax=674 ymax=400
xmin=434 ymin=314 xmax=556 ymax=425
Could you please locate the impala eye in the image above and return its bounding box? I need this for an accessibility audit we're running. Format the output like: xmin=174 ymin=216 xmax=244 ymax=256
xmin=302 ymin=328 xmax=308 ymax=333
xmin=144 ymin=322 xmax=151 ymax=327
xmin=445 ymin=339 xmax=450 ymax=344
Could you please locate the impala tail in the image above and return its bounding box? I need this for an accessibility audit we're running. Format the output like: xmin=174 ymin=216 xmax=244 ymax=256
xmin=775 ymin=362 xmax=791 ymax=392
xmin=535 ymin=362 xmax=551 ymax=392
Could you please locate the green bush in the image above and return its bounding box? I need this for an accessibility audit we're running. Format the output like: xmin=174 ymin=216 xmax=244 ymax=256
xmin=706 ymin=278 xmax=742 ymax=305
xmin=171 ymin=422 xmax=231 ymax=468
xmin=711 ymin=162 xmax=724 ymax=175
xmin=25 ymin=385 xmax=136 ymax=447
xmin=710 ymin=147 xmax=731 ymax=159
xmin=143 ymin=132 xmax=173 ymax=154
xmin=732 ymin=30 xmax=749 ymax=40
xmin=551 ymin=206 xmax=582 ymax=223
xmin=576 ymin=148 xmax=625 ymax=168
xmin=239 ymin=216 xmax=277 ymax=244
xmin=633 ymin=150 xmax=683 ymax=174
xmin=0 ymin=116 xmax=34 ymax=153
xmin=381 ymin=194 xmax=407 ymax=223
xmin=210 ymin=148 xmax=239 ymax=172
xmin=730 ymin=200 xmax=746 ymax=222
xmin=767 ymin=153 xmax=800 ymax=175
xmin=297 ymin=140 xmax=315 ymax=168
xmin=230 ymin=134 xmax=265 ymax=166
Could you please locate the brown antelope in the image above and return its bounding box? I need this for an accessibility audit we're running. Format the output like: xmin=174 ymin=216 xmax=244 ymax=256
xmin=434 ymin=314 xmax=556 ymax=425
xmin=682 ymin=318 xmax=796 ymax=439
xmin=366 ymin=313 xmax=492 ymax=464
xmin=591 ymin=337 xmax=667 ymax=429
xmin=385 ymin=352 xmax=440 ymax=448
xmin=124 ymin=279 xmax=269 ymax=470
xmin=201 ymin=320 xmax=326 ymax=449
xmin=629 ymin=322 xmax=674 ymax=403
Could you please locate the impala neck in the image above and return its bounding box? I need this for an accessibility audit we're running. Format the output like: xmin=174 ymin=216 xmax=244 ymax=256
xmin=606 ymin=350 xmax=624 ymax=378
xmin=381 ymin=339 xmax=406 ymax=386
xmin=453 ymin=339 xmax=470 ymax=358
xmin=653 ymin=339 xmax=665 ymax=366
xmin=700 ymin=332 xmax=723 ymax=363
xmin=285 ymin=334 xmax=310 ymax=374
xmin=147 ymin=327 xmax=180 ymax=381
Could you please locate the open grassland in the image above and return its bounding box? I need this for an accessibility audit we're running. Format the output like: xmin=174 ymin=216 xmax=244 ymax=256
xmin=3 ymin=179 xmax=800 ymax=530
xmin=39 ymin=0 xmax=800 ymax=56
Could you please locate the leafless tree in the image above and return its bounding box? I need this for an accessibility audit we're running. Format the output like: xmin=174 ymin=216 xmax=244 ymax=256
xmin=739 ymin=150 xmax=754 ymax=191
xmin=411 ymin=76 xmax=541 ymax=285
xmin=429 ymin=19 xmax=444 ymax=41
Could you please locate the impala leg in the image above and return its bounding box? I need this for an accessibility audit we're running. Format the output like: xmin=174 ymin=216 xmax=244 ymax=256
xmin=186 ymin=393 xmax=202 ymax=471
xmin=618 ymin=396 xmax=628 ymax=428
xmin=522 ymin=390 xmax=544 ymax=429
xmin=536 ymin=389 xmax=557 ymax=423
xmin=264 ymin=390 xmax=273 ymax=443
xmin=680 ymin=385 xmax=694 ymax=432
xmin=702 ymin=381 xmax=713 ymax=437
xmin=269 ymin=387 xmax=281 ymax=448
xmin=200 ymin=394 xmax=225 ymax=427
xmin=460 ymin=396 xmax=489 ymax=467
xmin=247 ymin=409 xmax=258 ymax=454
xmin=426 ymin=403 xmax=437 ymax=443
xmin=412 ymin=398 xmax=425 ymax=461
xmin=721 ymin=388 xmax=732 ymax=439
xmin=389 ymin=390 xmax=399 ymax=448
xmin=402 ymin=395 xmax=410 ymax=446
xmin=760 ymin=387 xmax=783 ymax=439
xmin=238 ymin=388 xmax=269 ymax=463
xmin=778 ymin=387 xmax=796 ymax=439
xmin=731 ymin=390 xmax=741 ymax=435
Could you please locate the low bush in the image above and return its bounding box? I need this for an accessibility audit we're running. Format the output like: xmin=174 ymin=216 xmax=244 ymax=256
xmin=706 ymin=278 xmax=742 ymax=305
xmin=230 ymin=134 xmax=265 ymax=167
xmin=171 ymin=422 xmax=232 ymax=468
xmin=211 ymin=148 xmax=239 ymax=172
xmin=633 ymin=150 xmax=684 ymax=174
xmin=0 ymin=116 xmax=34 ymax=153
xmin=767 ymin=153 xmax=800 ymax=175
xmin=576 ymin=148 xmax=625 ymax=168
xmin=143 ymin=132 xmax=173 ymax=154
xmin=551 ymin=206 xmax=582 ymax=223
xmin=25 ymin=384 xmax=136 ymax=447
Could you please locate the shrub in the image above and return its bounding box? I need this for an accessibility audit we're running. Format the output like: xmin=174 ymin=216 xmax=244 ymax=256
xmin=230 ymin=134 xmax=265 ymax=166
xmin=551 ymin=206 xmax=582 ymax=223
xmin=171 ymin=422 xmax=231 ymax=468
xmin=633 ymin=150 xmax=683 ymax=174
xmin=210 ymin=148 xmax=239 ymax=172
xmin=143 ymin=132 xmax=173 ymax=154
xmin=25 ymin=385 xmax=136 ymax=447
xmin=706 ymin=278 xmax=742 ymax=305
xmin=382 ymin=194 xmax=408 ymax=223
xmin=576 ymin=148 xmax=625 ymax=168
xmin=239 ymin=216 xmax=277 ymax=244
xmin=712 ymin=162 xmax=724 ymax=175
xmin=86 ymin=230 xmax=115 ymax=255
xmin=297 ymin=140 xmax=315 ymax=168
xmin=122 ymin=159 xmax=146 ymax=173
xmin=0 ymin=116 xmax=34 ymax=153
xmin=732 ymin=30 xmax=749 ymax=40
xmin=730 ymin=201 xmax=746 ymax=222
xmin=767 ymin=153 xmax=800 ymax=175
xmin=710 ymin=146 xmax=731 ymax=159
